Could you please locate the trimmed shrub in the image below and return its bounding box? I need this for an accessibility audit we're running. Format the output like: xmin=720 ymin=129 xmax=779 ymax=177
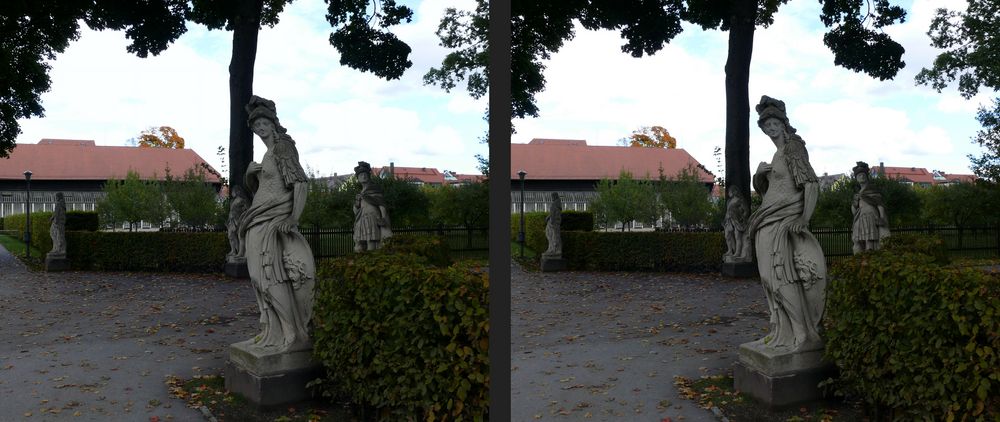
xmin=881 ymin=232 xmax=950 ymax=265
xmin=562 ymin=231 xmax=724 ymax=272
xmin=66 ymin=211 xmax=99 ymax=231
xmin=510 ymin=211 xmax=594 ymax=254
xmin=381 ymin=233 xmax=452 ymax=267
xmin=65 ymin=231 xmax=227 ymax=272
xmin=4 ymin=212 xmax=54 ymax=255
xmin=313 ymin=252 xmax=489 ymax=421
xmin=561 ymin=211 xmax=594 ymax=232
xmin=825 ymin=245 xmax=1000 ymax=419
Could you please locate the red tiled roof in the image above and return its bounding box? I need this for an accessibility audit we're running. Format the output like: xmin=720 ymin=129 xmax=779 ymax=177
xmin=0 ymin=140 xmax=221 ymax=183
xmin=511 ymin=139 xmax=714 ymax=183
xmin=880 ymin=166 xmax=935 ymax=184
xmin=376 ymin=166 xmax=446 ymax=184
xmin=452 ymin=174 xmax=485 ymax=184
xmin=942 ymin=173 xmax=977 ymax=184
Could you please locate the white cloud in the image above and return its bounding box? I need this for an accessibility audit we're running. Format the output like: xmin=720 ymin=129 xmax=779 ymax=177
xmin=515 ymin=1 xmax=986 ymax=179
xmin=15 ymin=0 xmax=486 ymax=179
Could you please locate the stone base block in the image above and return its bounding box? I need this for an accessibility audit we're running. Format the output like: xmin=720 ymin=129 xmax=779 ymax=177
xmin=721 ymin=261 xmax=757 ymax=278
xmin=224 ymin=339 xmax=323 ymax=408
xmin=45 ymin=256 xmax=69 ymax=272
xmin=733 ymin=341 xmax=835 ymax=408
xmin=224 ymin=260 xmax=249 ymax=279
xmin=540 ymin=257 xmax=566 ymax=272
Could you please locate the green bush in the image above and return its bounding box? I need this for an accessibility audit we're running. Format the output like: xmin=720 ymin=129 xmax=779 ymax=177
xmin=66 ymin=211 xmax=99 ymax=231
xmin=562 ymin=231 xmax=724 ymax=272
xmin=825 ymin=246 xmax=1000 ymax=419
xmin=561 ymin=211 xmax=594 ymax=232
xmin=312 ymin=252 xmax=489 ymax=421
xmin=381 ymin=233 xmax=452 ymax=267
xmin=65 ymin=231 xmax=227 ymax=272
xmin=4 ymin=212 xmax=54 ymax=255
xmin=510 ymin=211 xmax=594 ymax=254
xmin=881 ymin=232 xmax=950 ymax=265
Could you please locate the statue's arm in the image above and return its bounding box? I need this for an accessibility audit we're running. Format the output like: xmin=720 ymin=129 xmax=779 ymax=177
xmin=378 ymin=205 xmax=391 ymax=227
xmin=289 ymin=181 xmax=307 ymax=224
xmin=802 ymin=181 xmax=818 ymax=224
xmin=878 ymin=204 xmax=888 ymax=226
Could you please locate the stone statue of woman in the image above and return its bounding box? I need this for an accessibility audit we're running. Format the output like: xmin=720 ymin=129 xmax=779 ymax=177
xmin=747 ymin=96 xmax=827 ymax=352
xmin=353 ymin=161 xmax=392 ymax=252
xmin=237 ymin=95 xmax=316 ymax=352
xmin=851 ymin=161 xmax=889 ymax=254
xmin=723 ymin=191 xmax=750 ymax=263
xmin=48 ymin=192 xmax=67 ymax=259
xmin=227 ymin=184 xmax=250 ymax=260
xmin=543 ymin=192 xmax=562 ymax=258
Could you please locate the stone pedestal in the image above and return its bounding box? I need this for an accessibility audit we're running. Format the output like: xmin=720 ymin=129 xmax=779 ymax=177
xmin=225 ymin=258 xmax=249 ymax=278
xmin=721 ymin=261 xmax=758 ymax=278
xmin=540 ymin=256 xmax=566 ymax=272
xmin=45 ymin=255 xmax=69 ymax=272
xmin=224 ymin=339 xmax=323 ymax=408
xmin=733 ymin=340 xmax=835 ymax=408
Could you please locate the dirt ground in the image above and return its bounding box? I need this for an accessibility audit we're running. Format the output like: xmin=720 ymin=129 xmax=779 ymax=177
xmin=0 ymin=245 xmax=258 ymax=421
xmin=511 ymin=263 xmax=770 ymax=421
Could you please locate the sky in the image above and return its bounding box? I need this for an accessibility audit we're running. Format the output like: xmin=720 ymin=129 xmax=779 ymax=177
xmin=511 ymin=0 xmax=995 ymax=180
xmin=15 ymin=0 xmax=487 ymax=179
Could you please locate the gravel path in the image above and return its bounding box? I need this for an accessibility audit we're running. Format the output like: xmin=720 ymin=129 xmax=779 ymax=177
xmin=511 ymin=263 xmax=769 ymax=421
xmin=0 ymin=244 xmax=257 ymax=421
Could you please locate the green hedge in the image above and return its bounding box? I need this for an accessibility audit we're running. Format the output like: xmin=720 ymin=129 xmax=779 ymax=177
xmin=66 ymin=211 xmax=99 ymax=231
xmin=562 ymin=231 xmax=725 ymax=272
xmin=313 ymin=252 xmax=489 ymax=421
xmin=382 ymin=233 xmax=452 ymax=267
xmin=65 ymin=231 xmax=227 ymax=272
xmin=510 ymin=211 xmax=594 ymax=254
xmin=881 ymin=232 xmax=950 ymax=265
xmin=4 ymin=212 xmax=54 ymax=255
xmin=825 ymin=236 xmax=999 ymax=419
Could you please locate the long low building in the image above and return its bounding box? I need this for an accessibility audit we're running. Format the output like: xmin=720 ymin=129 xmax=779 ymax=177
xmin=0 ymin=139 xmax=222 ymax=222
xmin=511 ymin=138 xmax=715 ymax=227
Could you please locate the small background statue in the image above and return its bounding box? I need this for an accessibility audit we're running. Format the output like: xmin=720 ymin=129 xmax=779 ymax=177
xmin=543 ymin=192 xmax=562 ymax=258
xmin=227 ymin=184 xmax=250 ymax=261
xmin=48 ymin=192 xmax=67 ymax=259
xmin=723 ymin=190 xmax=751 ymax=262
xmin=353 ymin=161 xmax=392 ymax=252
xmin=851 ymin=161 xmax=890 ymax=254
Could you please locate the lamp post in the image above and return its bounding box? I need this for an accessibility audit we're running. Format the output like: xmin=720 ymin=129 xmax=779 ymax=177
xmin=518 ymin=170 xmax=526 ymax=259
xmin=23 ymin=170 xmax=32 ymax=259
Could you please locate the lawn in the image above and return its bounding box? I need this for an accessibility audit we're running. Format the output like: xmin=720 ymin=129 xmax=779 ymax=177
xmin=0 ymin=233 xmax=44 ymax=259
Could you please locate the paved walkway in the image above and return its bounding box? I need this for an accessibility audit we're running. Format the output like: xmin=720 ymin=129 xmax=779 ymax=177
xmin=511 ymin=263 xmax=769 ymax=421
xmin=0 ymin=245 xmax=257 ymax=421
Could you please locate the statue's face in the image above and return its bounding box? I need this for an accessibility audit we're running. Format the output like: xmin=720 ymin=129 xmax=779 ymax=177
xmin=358 ymin=172 xmax=370 ymax=183
xmin=251 ymin=118 xmax=275 ymax=138
xmin=855 ymin=172 xmax=866 ymax=183
xmin=761 ymin=118 xmax=784 ymax=138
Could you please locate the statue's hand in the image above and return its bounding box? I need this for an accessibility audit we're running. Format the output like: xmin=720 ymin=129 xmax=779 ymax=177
xmin=277 ymin=219 xmax=298 ymax=234
xmin=756 ymin=162 xmax=772 ymax=174
xmin=788 ymin=217 xmax=808 ymax=234
xmin=247 ymin=162 xmax=263 ymax=174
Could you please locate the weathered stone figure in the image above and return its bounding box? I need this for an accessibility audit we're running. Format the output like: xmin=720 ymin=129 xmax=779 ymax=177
xmin=543 ymin=192 xmax=562 ymax=258
xmin=723 ymin=191 xmax=751 ymax=262
xmin=747 ymin=95 xmax=827 ymax=352
xmin=851 ymin=161 xmax=889 ymax=254
xmin=353 ymin=161 xmax=392 ymax=252
xmin=237 ymin=95 xmax=316 ymax=352
xmin=227 ymin=184 xmax=250 ymax=260
xmin=735 ymin=95 xmax=831 ymax=406
xmin=48 ymin=192 xmax=67 ymax=259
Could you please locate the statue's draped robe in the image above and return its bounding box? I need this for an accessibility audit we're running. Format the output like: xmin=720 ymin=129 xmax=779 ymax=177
xmin=239 ymin=138 xmax=315 ymax=350
xmin=852 ymin=187 xmax=888 ymax=244
xmin=748 ymin=138 xmax=827 ymax=350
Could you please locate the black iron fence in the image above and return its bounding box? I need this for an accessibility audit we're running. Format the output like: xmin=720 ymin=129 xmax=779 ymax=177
xmin=812 ymin=225 xmax=1000 ymax=261
xmin=303 ymin=226 xmax=489 ymax=260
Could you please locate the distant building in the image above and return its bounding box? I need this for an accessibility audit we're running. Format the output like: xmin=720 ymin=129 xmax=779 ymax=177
xmin=376 ymin=164 xmax=445 ymax=186
xmin=511 ymin=138 xmax=714 ymax=229
xmin=876 ymin=164 xmax=976 ymax=187
xmin=0 ymin=139 xmax=222 ymax=223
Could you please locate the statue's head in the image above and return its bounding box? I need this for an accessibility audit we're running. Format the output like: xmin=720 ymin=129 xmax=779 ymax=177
xmin=755 ymin=95 xmax=796 ymax=137
xmin=55 ymin=192 xmax=64 ymax=202
xmin=354 ymin=161 xmax=373 ymax=183
xmin=246 ymin=95 xmax=287 ymax=138
xmin=550 ymin=192 xmax=559 ymax=201
xmin=853 ymin=161 xmax=871 ymax=184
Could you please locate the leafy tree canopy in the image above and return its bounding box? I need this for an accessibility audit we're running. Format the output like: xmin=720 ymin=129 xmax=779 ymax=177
xmin=133 ymin=125 xmax=185 ymax=149
xmin=618 ymin=125 xmax=677 ymax=148
xmin=658 ymin=164 xmax=713 ymax=228
xmin=916 ymin=1 xmax=1000 ymax=181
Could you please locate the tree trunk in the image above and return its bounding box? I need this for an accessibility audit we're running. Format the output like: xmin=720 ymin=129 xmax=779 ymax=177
xmin=724 ymin=0 xmax=756 ymax=220
xmin=228 ymin=0 xmax=264 ymax=199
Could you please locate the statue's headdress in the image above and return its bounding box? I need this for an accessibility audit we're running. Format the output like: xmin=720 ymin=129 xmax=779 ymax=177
xmin=354 ymin=161 xmax=372 ymax=176
xmin=852 ymin=161 xmax=870 ymax=177
xmin=755 ymin=95 xmax=795 ymax=133
xmin=245 ymin=95 xmax=287 ymax=134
